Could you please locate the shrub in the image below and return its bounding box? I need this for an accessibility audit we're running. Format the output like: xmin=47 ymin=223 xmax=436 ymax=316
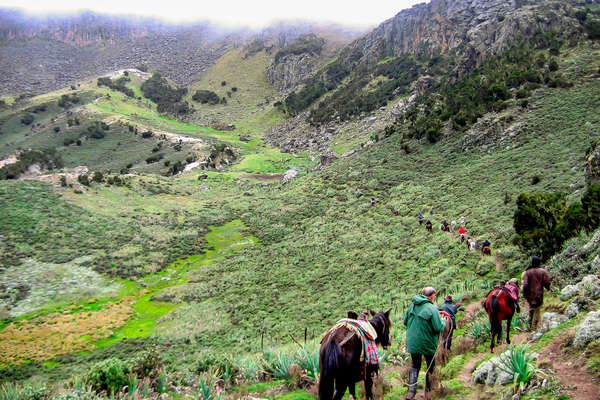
xmin=221 ymin=81 xmax=227 ymax=86
xmin=192 ymin=90 xmax=221 ymax=105
xmin=58 ymin=94 xmax=80 ymax=108
xmin=60 ymin=175 xmax=67 ymax=187
xmin=20 ymin=113 xmax=34 ymax=125
xmin=54 ymin=126 xmax=61 ymax=133
xmin=146 ymin=154 xmax=164 ymax=164
xmin=141 ymin=73 xmax=188 ymax=115
xmin=141 ymin=131 xmax=153 ymax=138
xmin=0 ymin=148 xmax=63 ymax=180
xmin=92 ymin=171 xmax=104 ymax=183
xmin=582 ymin=184 xmax=600 ymax=232
xmin=97 ymin=76 xmax=134 ymax=97
xmin=548 ymin=59 xmax=559 ymax=72
xmin=86 ymin=358 xmax=130 ymax=394
xmin=585 ymin=20 xmax=600 ymax=40
xmin=513 ymin=193 xmax=576 ymax=260
xmin=77 ymin=174 xmax=90 ymax=186
xmin=262 ymin=349 xmax=296 ymax=380
xmin=531 ymin=175 xmax=541 ymax=185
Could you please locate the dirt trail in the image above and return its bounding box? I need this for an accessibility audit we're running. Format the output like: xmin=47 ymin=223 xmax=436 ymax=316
xmin=458 ymin=333 xmax=528 ymax=387
xmin=494 ymin=253 xmax=502 ymax=272
xmin=539 ymin=336 xmax=600 ymax=400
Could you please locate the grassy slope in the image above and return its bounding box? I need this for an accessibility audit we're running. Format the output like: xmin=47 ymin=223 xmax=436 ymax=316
xmin=185 ymin=48 xmax=283 ymax=135
xmin=0 ymin=44 xmax=599 ymax=400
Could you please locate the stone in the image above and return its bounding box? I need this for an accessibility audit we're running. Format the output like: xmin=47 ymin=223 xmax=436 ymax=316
xmin=560 ymin=284 xmax=579 ymax=301
xmin=565 ymin=302 xmax=579 ymax=319
xmin=577 ymin=275 xmax=600 ymax=299
xmin=574 ymin=311 xmax=600 ymax=349
xmin=282 ymin=169 xmax=298 ymax=184
xmin=539 ymin=312 xmax=568 ymax=334
xmin=472 ymin=350 xmax=520 ymax=386
xmin=472 ymin=360 xmax=493 ymax=384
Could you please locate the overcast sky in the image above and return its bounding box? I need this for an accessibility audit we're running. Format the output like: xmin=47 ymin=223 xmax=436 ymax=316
xmin=0 ymin=0 xmax=427 ymax=28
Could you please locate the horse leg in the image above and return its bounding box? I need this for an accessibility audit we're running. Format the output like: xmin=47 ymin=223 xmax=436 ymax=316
xmin=506 ymin=316 xmax=512 ymax=345
xmin=332 ymin=379 xmax=347 ymax=400
xmin=497 ymin=321 xmax=503 ymax=345
xmin=365 ymin=371 xmax=374 ymax=400
xmin=348 ymin=382 xmax=356 ymax=400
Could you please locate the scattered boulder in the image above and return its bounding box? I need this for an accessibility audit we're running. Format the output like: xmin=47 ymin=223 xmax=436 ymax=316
xmin=472 ymin=349 xmax=533 ymax=385
xmin=282 ymin=169 xmax=298 ymax=184
xmin=539 ymin=312 xmax=569 ymax=334
xmin=565 ymin=303 xmax=579 ymax=319
xmin=574 ymin=311 xmax=600 ymax=349
xmin=559 ymin=275 xmax=600 ymax=302
xmin=560 ymin=284 xmax=579 ymax=301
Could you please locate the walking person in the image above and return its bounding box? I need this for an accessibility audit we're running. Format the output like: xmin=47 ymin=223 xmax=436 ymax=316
xmin=438 ymin=295 xmax=457 ymax=350
xmin=521 ymin=256 xmax=551 ymax=331
xmin=404 ymin=287 xmax=444 ymax=399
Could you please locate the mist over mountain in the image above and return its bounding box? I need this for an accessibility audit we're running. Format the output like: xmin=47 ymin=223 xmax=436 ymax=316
xmin=0 ymin=9 xmax=364 ymax=96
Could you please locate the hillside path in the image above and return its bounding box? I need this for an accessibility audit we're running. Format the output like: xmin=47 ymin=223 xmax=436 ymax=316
xmin=538 ymin=336 xmax=600 ymax=400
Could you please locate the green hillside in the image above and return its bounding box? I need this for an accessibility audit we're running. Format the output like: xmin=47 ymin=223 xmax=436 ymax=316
xmin=1 ymin=6 xmax=600 ymax=400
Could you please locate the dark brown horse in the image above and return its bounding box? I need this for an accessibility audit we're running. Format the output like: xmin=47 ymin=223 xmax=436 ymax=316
xmin=482 ymin=246 xmax=491 ymax=256
xmin=319 ymin=310 xmax=392 ymax=400
xmin=483 ymin=287 xmax=518 ymax=352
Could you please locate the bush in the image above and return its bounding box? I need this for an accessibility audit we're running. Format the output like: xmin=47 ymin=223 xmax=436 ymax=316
xmin=0 ymin=148 xmax=63 ymax=180
xmin=97 ymin=76 xmax=135 ymax=97
xmin=582 ymin=184 xmax=600 ymax=232
xmin=221 ymin=81 xmax=227 ymax=86
xmin=54 ymin=126 xmax=61 ymax=133
xmin=548 ymin=59 xmax=559 ymax=72
xmin=60 ymin=175 xmax=67 ymax=187
xmin=77 ymin=174 xmax=90 ymax=186
xmin=86 ymin=358 xmax=130 ymax=394
xmin=58 ymin=94 xmax=80 ymax=108
xmin=512 ymin=192 xmax=584 ymax=261
xmin=146 ymin=154 xmax=164 ymax=164
xmin=192 ymin=90 xmax=222 ymax=105
xmin=92 ymin=171 xmax=104 ymax=183
xmin=20 ymin=113 xmax=34 ymax=125
xmin=141 ymin=73 xmax=188 ymax=114
xmin=141 ymin=131 xmax=153 ymax=138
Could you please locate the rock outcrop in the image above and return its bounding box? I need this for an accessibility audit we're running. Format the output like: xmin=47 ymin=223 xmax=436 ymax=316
xmin=344 ymin=0 xmax=583 ymax=69
xmin=266 ymin=53 xmax=318 ymax=91
xmin=574 ymin=311 xmax=600 ymax=349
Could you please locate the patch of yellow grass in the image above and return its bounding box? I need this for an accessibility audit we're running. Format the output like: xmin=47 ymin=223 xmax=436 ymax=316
xmin=0 ymin=300 xmax=133 ymax=366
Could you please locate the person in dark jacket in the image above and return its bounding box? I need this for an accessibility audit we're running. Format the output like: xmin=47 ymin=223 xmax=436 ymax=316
xmin=438 ymin=295 xmax=458 ymax=350
xmin=403 ymin=287 xmax=444 ymax=399
xmin=521 ymin=256 xmax=551 ymax=331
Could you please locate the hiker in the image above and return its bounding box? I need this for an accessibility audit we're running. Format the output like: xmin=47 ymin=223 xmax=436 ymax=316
xmin=440 ymin=220 xmax=449 ymax=232
xmin=521 ymin=256 xmax=551 ymax=331
xmin=450 ymin=220 xmax=457 ymax=232
xmin=418 ymin=213 xmax=424 ymax=225
xmin=404 ymin=287 xmax=444 ymax=400
xmin=481 ymin=239 xmax=491 ymax=255
xmin=425 ymin=220 xmax=432 ymax=232
xmin=505 ymin=278 xmax=521 ymax=313
xmin=438 ymin=295 xmax=457 ymax=350
xmin=458 ymin=226 xmax=466 ymax=243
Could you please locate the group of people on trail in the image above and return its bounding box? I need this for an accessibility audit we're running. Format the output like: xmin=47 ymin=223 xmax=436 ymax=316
xmin=402 ymin=256 xmax=551 ymax=399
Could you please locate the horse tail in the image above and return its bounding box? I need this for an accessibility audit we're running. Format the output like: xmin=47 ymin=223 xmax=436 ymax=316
xmin=319 ymin=340 xmax=339 ymax=400
xmin=490 ymin=294 xmax=500 ymax=331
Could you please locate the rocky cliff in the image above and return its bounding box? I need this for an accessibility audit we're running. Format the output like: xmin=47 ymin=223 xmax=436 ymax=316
xmin=346 ymin=0 xmax=588 ymax=68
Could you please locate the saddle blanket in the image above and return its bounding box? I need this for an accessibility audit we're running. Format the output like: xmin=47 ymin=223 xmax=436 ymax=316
xmin=335 ymin=318 xmax=379 ymax=365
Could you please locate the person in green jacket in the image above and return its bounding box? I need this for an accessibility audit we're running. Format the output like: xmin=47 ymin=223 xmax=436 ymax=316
xmin=403 ymin=287 xmax=444 ymax=399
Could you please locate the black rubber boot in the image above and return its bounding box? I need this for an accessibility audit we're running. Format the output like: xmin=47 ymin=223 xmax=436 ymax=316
xmin=405 ymin=368 xmax=418 ymax=400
